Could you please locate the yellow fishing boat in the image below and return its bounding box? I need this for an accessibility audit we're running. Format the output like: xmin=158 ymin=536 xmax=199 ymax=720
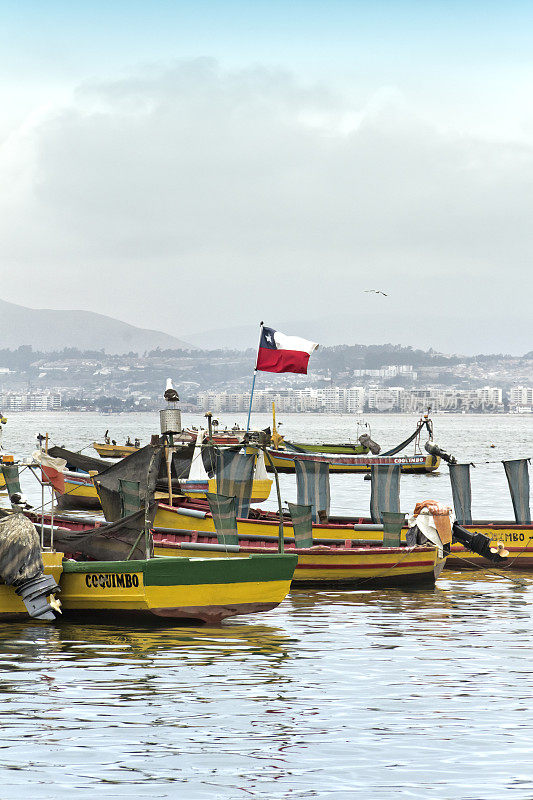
xmin=263 ymin=448 xmax=440 ymax=474
xmin=93 ymin=442 xmax=139 ymax=458
xmin=152 ymin=501 xmax=529 ymax=569
xmin=0 ymin=547 xmax=297 ymax=624
xmin=57 ymin=440 xmax=273 ymax=508
xmin=151 ymin=534 xmax=442 ymax=588
xmin=59 ymin=471 xmax=272 ymax=508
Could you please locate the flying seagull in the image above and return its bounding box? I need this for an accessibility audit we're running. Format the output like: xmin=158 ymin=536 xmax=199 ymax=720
xmin=164 ymin=378 xmax=179 ymax=403
xmin=364 ymin=290 xmax=388 ymax=296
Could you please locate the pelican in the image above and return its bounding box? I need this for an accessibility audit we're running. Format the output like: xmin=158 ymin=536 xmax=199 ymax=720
xmin=164 ymin=378 xmax=179 ymax=403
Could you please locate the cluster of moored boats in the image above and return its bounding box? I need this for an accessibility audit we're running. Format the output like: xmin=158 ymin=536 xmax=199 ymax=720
xmin=0 ymin=402 xmax=530 ymax=626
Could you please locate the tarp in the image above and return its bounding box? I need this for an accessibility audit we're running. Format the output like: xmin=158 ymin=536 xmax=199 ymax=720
xmin=449 ymin=463 xmax=472 ymax=525
xmin=1 ymin=465 xmax=21 ymax=498
xmin=294 ymin=459 xmax=330 ymax=522
xmin=119 ymin=479 xmax=141 ymax=518
xmin=288 ymin=502 xmax=313 ymax=548
xmin=94 ymin=445 xmax=164 ymax=522
xmin=215 ymin=449 xmax=255 ymax=518
xmin=205 ymin=493 xmax=239 ymax=547
xmin=170 ymin=445 xmax=195 ymax=480
xmin=201 ymin=444 xmax=218 ymax=478
xmin=370 ymin=464 xmax=401 ymax=523
xmin=0 ymin=513 xmax=43 ymax=584
xmin=48 ymin=446 xmax=107 ymax=474
xmin=381 ymin=511 xmax=405 ymax=547
xmin=45 ymin=506 xmax=155 ymax=561
xmin=32 ymin=450 xmax=66 ymax=493
xmin=503 ymin=458 xmax=531 ymax=524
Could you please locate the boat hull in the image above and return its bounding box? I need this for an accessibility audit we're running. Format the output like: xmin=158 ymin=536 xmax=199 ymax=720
xmin=60 ymin=471 xmax=101 ymax=509
xmin=93 ymin=443 xmax=139 ymax=458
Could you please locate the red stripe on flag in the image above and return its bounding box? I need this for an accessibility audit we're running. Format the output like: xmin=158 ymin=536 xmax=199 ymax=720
xmin=256 ymin=347 xmax=311 ymax=374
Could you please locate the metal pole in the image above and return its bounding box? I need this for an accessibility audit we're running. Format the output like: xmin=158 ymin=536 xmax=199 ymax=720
xmin=40 ymin=472 xmax=45 ymax=549
xmin=263 ymin=447 xmax=284 ymax=553
xmin=165 ymin=435 xmax=173 ymax=507
xmin=246 ymin=322 xmax=264 ymax=432
xmin=50 ymin=482 xmax=54 ymax=552
xmin=245 ymin=371 xmax=257 ymax=432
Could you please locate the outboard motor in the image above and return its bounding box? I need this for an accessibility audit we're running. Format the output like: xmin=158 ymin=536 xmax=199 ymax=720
xmin=358 ymin=434 xmax=381 ymax=455
xmin=425 ymin=441 xmax=457 ymax=465
xmin=0 ymin=514 xmax=61 ymax=620
xmin=452 ymin=522 xmax=508 ymax=564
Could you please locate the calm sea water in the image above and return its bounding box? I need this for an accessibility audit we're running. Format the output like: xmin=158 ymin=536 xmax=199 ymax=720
xmin=0 ymin=412 xmax=532 ymax=799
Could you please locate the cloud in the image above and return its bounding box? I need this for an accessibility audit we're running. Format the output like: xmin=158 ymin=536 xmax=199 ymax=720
xmin=1 ymin=59 xmax=531 ymax=353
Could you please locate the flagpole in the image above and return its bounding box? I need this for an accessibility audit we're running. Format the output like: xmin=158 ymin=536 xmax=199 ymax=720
xmin=246 ymin=321 xmax=263 ymax=432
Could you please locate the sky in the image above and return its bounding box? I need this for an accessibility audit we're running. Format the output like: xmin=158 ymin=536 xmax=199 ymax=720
xmin=1 ymin=0 xmax=532 ymax=354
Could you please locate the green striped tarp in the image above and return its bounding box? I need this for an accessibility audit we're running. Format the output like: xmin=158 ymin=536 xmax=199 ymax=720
xmin=288 ymin=502 xmax=313 ymax=548
xmin=2 ymin=465 xmax=21 ymax=499
xmin=381 ymin=511 xmax=406 ymax=547
xmin=119 ymin=479 xmax=141 ymax=518
xmin=215 ymin=449 xmax=255 ymax=518
xmin=206 ymin=492 xmax=240 ymax=548
xmin=294 ymin=460 xmax=330 ymax=522
xmin=503 ymin=459 xmax=531 ymax=524
xmin=449 ymin=463 xmax=472 ymax=525
xmin=370 ymin=465 xmax=401 ymax=524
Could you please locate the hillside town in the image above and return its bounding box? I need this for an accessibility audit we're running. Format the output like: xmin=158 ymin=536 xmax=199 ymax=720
xmin=0 ymin=344 xmax=530 ymax=413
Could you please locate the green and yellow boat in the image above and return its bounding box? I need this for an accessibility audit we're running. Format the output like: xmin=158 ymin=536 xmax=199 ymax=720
xmin=0 ymin=512 xmax=297 ymax=624
xmin=0 ymin=550 xmax=297 ymax=624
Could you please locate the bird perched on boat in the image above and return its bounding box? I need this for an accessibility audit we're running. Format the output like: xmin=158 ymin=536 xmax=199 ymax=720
xmin=364 ymin=289 xmax=388 ymax=296
xmin=164 ymin=378 xmax=179 ymax=403
xmin=9 ymin=493 xmax=32 ymax=511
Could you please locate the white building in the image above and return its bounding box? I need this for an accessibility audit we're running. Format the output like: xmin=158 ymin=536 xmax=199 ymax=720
xmin=510 ymin=386 xmax=533 ymax=409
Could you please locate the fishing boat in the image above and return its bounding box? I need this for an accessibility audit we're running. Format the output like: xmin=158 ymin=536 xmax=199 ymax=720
xmin=93 ymin=442 xmax=140 ymax=458
xmin=264 ymin=448 xmax=440 ymax=474
xmin=259 ymin=409 xmax=444 ymax=473
xmin=93 ymin=423 xmax=245 ymax=458
xmin=148 ymin=498 xmax=528 ymax=569
xmin=152 ymin=534 xmax=442 ymax=587
xmin=0 ymin=512 xmax=297 ymax=624
xmin=49 ymin=438 xmax=273 ymax=509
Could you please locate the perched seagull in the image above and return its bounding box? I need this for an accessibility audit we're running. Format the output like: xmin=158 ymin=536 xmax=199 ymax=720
xmin=10 ymin=492 xmax=32 ymax=511
xmin=364 ymin=289 xmax=388 ymax=296
xmin=164 ymin=378 xmax=179 ymax=403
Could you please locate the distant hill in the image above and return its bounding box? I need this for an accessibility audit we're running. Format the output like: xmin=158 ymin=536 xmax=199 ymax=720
xmin=0 ymin=299 xmax=194 ymax=355
xmin=185 ymin=312 xmax=528 ymax=356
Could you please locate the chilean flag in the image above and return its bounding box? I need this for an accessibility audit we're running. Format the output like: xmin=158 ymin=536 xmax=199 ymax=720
xmin=255 ymin=326 xmax=319 ymax=374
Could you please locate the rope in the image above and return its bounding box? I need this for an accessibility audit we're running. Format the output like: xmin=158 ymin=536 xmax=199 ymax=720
xmin=447 ymin=548 xmax=530 ymax=587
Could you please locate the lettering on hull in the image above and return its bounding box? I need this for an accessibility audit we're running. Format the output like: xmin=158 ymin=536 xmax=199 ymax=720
xmin=84 ymin=573 xmax=140 ymax=589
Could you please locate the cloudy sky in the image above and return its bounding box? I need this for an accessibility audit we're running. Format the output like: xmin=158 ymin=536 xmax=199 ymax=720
xmin=1 ymin=0 xmax=532 ymax=354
